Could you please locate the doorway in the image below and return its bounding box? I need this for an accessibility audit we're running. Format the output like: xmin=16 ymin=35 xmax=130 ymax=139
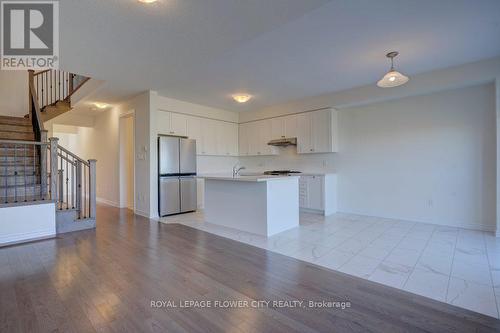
xmin=119 ymin=113 xmax=135 ymax=210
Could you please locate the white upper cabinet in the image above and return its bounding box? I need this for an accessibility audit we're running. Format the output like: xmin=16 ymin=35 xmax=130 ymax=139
xmin=216 ymin=122 xmax=239 ymax=156
xmin=239 ymin=123 xmax=249 ymax=156
xmin=284 ymin=114 xmax=298 ymax=138
xmin=170 ymin=113 xmax=188 ymax=137
xmin=239 ymin=120 xmax=277 ymax=156
xmin=296 ymin=109 xmax=338 ymax=154
xmin=157 ymin=110 xmax=172 ymax=135
xmin=296 ymin=112 xmax=312 ymax=154
xmin=186 ymin=116 xmax=203 ymax=154
xmin=201 ymin=119 xmax=218 ymax=156
xmin=157 ymin=111 xmax=188 ymax=137
xmin=271 ymin=118 xmax=285 ymax=139
xmin=270 ymin=115 xmax=298 ymax=139
xmin=186 ymin=115 xmax=239 ymax=156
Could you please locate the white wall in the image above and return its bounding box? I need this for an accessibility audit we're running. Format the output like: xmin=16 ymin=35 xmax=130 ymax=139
xmin=119 ymin=115 xmax=134 ymax=209
xmin=0 ymin=71 xmax=28 ymax=117
xmin=336 ymin=83 xmax=496 ymax=231
xmin=239 ymin=146 xmax=336 ymax=174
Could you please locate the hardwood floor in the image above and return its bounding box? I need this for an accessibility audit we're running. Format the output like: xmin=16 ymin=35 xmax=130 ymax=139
xmin=1 ymin=205 xmax=500 ymax=332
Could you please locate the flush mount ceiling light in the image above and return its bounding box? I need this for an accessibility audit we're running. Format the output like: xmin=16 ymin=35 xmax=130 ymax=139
xmin=138 ymin=0 xmax=158 ymax=3
xmin=94 ymin=103 xmax=108 ymax=109
xmin=377 ymin=51 xmax=409 ymax=88
xmin=232 ymin=94 xmax=252 ymax=103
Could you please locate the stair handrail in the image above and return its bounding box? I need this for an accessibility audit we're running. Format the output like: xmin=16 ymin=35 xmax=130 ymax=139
xmin=28 ymin=70 xmax=45 ymax=141
xmin=55 ymin=144 xmax=90 ymax=166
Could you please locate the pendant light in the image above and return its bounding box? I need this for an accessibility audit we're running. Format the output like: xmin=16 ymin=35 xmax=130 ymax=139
xmin=377 ymin=51 xmax=409 ymax=88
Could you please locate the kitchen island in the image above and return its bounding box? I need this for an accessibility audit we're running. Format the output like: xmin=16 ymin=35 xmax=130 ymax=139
xmin=199 ymin=175 xmax=299 ymax=237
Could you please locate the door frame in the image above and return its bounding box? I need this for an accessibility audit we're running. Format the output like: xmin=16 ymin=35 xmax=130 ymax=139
xmin=119 ymin=110 xmax=135 ymax=211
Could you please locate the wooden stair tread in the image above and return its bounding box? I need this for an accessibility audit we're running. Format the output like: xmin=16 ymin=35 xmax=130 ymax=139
xmin=0 ymin=130 xmax=35 ymax=141
xmin=0 ymin=116 xmax=31 ymax=126
xmin=0 ymin=124 xmax=33 ymax=132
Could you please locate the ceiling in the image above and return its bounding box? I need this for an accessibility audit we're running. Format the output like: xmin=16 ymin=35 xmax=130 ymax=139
xmin=60 ymin=0 xmax=500 ymax=112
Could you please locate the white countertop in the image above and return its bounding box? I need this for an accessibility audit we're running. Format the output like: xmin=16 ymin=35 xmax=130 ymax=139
xmin=197 ymin=174 xmax=300 ymax=182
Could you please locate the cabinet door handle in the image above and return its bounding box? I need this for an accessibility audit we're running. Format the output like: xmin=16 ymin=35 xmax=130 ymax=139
xmin=310 ymin=149 xmax=313 ymax=152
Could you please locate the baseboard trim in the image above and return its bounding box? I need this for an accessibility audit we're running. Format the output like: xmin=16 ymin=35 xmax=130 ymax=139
xmin=336 ymin=210 xmax=496 ymax=233
xmin=96 ymin=197 xmax=120 ymax=208
xmin=134 ymin=209 xmax=150 ymax=218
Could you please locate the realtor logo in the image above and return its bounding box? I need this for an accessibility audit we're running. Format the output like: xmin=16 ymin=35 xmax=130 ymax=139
xmin=1 ymin=0 xmax=59 ymax=70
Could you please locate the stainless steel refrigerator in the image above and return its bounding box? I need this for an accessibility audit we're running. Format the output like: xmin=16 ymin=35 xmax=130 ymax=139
xmin=158 ymin=136 xmax=197 ymax=216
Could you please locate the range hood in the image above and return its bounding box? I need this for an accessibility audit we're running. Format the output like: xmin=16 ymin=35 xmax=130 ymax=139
xmin=267 ymin=137 xmax=297 ymax=147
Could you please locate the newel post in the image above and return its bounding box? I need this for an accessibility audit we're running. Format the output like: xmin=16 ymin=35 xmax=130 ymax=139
xmin=40 ymin=130 xmax=48 ymax=199
xmin=88 ymin=159 xmax=97 ymax=218
xmin=49 ymin=137 xmax=59 ymax=202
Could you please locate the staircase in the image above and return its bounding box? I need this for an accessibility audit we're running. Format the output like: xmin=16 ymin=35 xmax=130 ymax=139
xmin=0 ymin=69 xmax=96 ymax=241
xmin=29 ymin=70 xmax=90 ymax=121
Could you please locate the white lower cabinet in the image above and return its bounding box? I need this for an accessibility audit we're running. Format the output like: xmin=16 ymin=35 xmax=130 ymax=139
xmin=299 ymin=174 xmax=337 ymax=216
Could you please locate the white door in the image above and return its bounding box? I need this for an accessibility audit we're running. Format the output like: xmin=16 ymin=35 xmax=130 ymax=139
xmin=258 ymin=119 xmax=275 ymax=155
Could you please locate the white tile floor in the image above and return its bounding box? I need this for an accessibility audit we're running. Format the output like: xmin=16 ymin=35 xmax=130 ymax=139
xmin=160 ymin=211 xmax=500 ymax=319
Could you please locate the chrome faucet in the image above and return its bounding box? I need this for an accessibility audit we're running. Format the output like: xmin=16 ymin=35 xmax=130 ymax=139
xmin=232 ymin=164 xmax=246 ymax=177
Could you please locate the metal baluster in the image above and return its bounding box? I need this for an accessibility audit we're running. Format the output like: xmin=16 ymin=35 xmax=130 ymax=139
xmin=83 ymin=165 xmax=87 ymax=218
xmin=4 ymin=144 xmax=7 ymax=203
xmin=71 ymin=157 xmax=75 ymax=209
xmin=14 ymin=144 xmax=17 ymax=202
xmin=33 ymin=144 xmax=36 ymax=200
xmin=24 ymin=145 xmax=27 ymax=202
xmin=38 ymin=145 xmax=41 ymax=200
xmin=59 ymin=152 xmax=62 ymax=209
xmin=47 ymin=146 xmax=50 ymax=200
xmin=88 ymin=166 xmax=91 ymax=218
xmin=66 ymin=152 xmax=69 ymax=209
xmin=44 ymin=72 xmax=47 ymax=107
